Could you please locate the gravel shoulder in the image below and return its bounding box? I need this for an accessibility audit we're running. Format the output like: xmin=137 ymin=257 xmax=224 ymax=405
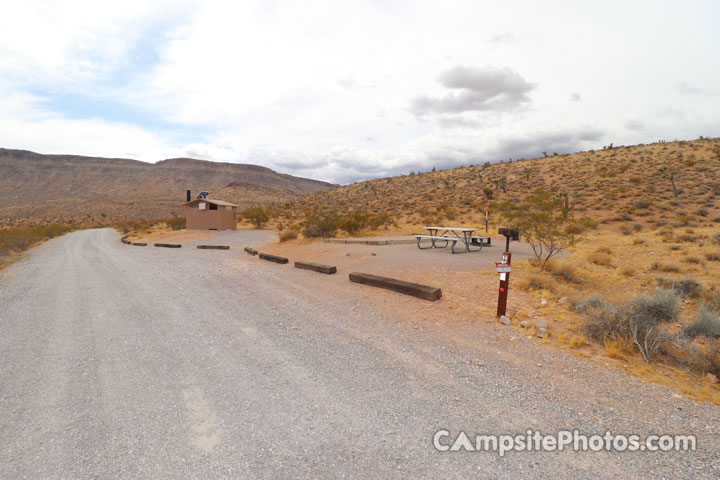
xmin=0 ymin=229 xmax=717 ymax=478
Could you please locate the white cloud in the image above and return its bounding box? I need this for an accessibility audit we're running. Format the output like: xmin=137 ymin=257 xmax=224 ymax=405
xmin=410 ymin=66 xmax=536 ymax=116
xmin=675 ymin=82 xmax=703 ymax=95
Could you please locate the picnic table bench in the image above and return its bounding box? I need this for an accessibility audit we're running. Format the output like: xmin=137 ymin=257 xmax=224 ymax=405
xmin=414 ymin=227 xmax=491 ymax=254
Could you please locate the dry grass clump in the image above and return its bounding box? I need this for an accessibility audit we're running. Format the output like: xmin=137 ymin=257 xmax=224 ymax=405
xmin=115 ymin=217 xmax=185 ymax=234
xmin=519 ymin=274 xmax=557 ymax=292
xmin=278 ymin=230 xmax=298 ymax=242
xmin=568 ymin=335 xmax=587 ymax=348
xmin=620 ymin=267 xmax=635 ymax=277
xmin=587 ymin=251 xmax=613 ymax=267
xmin=604 ymin=339 xmax=629 ymax=359
xmin=545 ymin=261 xmax=583 ymax=284
xmin=650 ymin=262 xmax=680 ymax=273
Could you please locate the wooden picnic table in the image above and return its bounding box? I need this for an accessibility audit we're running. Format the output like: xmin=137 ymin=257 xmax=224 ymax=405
xmin=413 ymin=226 xmax=491 ymax=254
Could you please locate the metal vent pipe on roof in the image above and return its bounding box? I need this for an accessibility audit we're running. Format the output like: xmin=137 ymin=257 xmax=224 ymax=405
xmin=186 ymin=189 xmax=191 ymax=202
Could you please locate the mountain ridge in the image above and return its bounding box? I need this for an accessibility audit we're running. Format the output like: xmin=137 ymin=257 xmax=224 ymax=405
xmin=0 ymin=148 xmax=335 ymax=226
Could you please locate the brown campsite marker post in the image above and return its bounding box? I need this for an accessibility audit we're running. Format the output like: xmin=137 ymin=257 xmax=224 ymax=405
xmin=496 ymin=252 xmax=512 ymax=317
xmin=496 ymin=228 xmax=519 ymax=318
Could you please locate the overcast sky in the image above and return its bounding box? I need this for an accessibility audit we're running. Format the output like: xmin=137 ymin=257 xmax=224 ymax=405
xmin=1 ymin=1 xmax=718 ymax=184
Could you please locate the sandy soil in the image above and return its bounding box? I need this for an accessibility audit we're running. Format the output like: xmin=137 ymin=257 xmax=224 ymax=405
xmin=259 ymin=235 xmax=550 ymax=323
xmin=131 ymin=229 xmax=219 ymax=244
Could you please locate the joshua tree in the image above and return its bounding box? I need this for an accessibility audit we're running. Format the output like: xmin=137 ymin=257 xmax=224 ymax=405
xmin=659 ymin=166 xmax=679 ymax=198
xmin=497 ymin=176 xmax=507 ymax=193
xmin=491 ymin=177 xmax=507 ymax=193
xmin=554 ymin=189 xmax=584 ymax=220
xmin=524 ymin=167 xmax=532 ymax=180
xmin=483 ymin=187 xmax=494 ymax=200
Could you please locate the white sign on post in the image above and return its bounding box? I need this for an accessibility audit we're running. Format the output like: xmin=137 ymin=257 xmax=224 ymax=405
xmin=496 ymin=264 xmax=511 ymax=274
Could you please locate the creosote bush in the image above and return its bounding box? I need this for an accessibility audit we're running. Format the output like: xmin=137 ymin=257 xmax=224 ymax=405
xmin=241 ymin=205 xmax=272 ymax=228
xmin=302 ymin=209 xmax=341 ymax=238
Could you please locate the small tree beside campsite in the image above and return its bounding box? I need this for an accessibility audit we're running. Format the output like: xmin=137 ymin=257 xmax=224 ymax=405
xmin=497 ymin=187 xmax=591 ymax=270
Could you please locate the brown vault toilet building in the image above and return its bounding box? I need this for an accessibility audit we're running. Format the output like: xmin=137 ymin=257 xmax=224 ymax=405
xmin=183 ymin=192 xmax=238 ymax=231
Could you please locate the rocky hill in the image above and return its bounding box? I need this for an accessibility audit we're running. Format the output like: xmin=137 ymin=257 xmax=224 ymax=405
xmin=278 ymin=137 xmax=720 ymax=229
xmin=0 ymin=148 xmax=335 ymax=226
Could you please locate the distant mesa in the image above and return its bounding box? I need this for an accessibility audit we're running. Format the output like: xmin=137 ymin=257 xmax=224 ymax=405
xmin=0 ymin=148 xmax=335 ymax=222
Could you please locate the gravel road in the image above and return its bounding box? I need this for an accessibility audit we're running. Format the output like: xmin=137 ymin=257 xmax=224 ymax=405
xmin=0 ymin=229 xmax=718 ymax=478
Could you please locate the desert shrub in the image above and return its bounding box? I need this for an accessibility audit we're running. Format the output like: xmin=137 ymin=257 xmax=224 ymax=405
xmin=339 ymin=212 xmax=369 ymax=234
xmin=278 ymin=230 xmax=298 ymax=242
xmin=302 ymin=209 xmax=340 ymax=238
xmin=633 ymin=200 xmax=651 ymax=209
xmin=625 ymin=288 xmax=680 ymax=325
xmin=367 ymin=213 xmax=395 ymax=229
xmin=705 ymin=253 xmax=720 ymax=261
xmin=683 ymin=341 xmax=720 ymax=378
xmin=581 ymin=289 xmax=679 ymax=361
xmin=712 ymin=234 xmax=720 ymax=245
xmin=683 ymin=306 xmax=720 ymax=339
xmin=338 ymin=212 xmax=395 ymax=234
xmin=165 ymin=216 xmax=186 ymax=230
xmin=572 ymin=294 xmax=609 ymax=313
xmin=656 ymin=277 xmax=703 ymax=298
xmin=420 ymin=215 xmax=440 ymax=226
xmin=242 ymin=205 xmax=271 ymax=228
xmin=0 ymin=224 xmax=74 ymax=257
xmin=582 ymin=301 xmax=626 ymax=341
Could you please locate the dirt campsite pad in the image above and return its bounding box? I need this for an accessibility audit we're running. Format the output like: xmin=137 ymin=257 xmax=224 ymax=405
xmin=258 ymin=234 xmax=545 ymax=321
xmin=130 ymin=229 xmax=219 ymax=245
